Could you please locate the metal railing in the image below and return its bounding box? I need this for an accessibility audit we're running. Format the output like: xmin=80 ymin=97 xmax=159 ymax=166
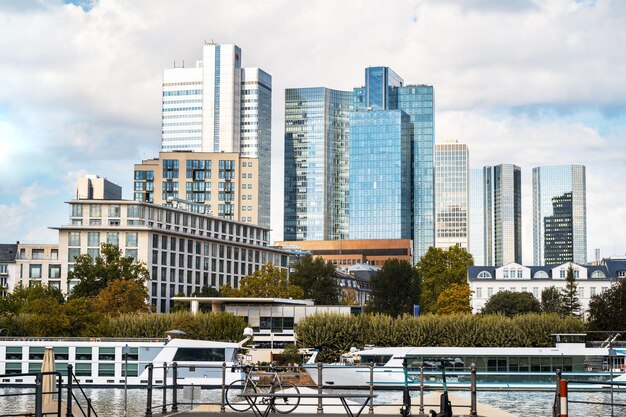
xmin=0 ymin=369 xmax=98 ymax=417
xmin=553 ymin=370 xmax=626 ymax=417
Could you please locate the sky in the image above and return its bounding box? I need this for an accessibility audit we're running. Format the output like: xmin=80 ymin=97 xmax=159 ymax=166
xmin=1 ymin=0 xmax=625 ymax=264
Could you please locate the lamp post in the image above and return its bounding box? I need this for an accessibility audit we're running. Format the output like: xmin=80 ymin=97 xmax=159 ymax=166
xmin=123 ymin=344 xmax=129 ymax=417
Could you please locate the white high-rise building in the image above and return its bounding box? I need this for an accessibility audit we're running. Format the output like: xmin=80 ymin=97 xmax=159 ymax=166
xmin=434 ymin=142 xmax=469 ymax=250
xmin=160 ymin=42 xmax=272 ymax=228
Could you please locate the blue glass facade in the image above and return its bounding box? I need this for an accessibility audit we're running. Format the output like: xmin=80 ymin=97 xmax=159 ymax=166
xmin=349 ymin=110 xmax=412 ymax=239
xmin=283 ymin=88 xmax=352 ymax=241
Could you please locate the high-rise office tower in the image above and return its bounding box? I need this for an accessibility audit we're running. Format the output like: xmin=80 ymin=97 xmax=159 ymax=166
xmin=468 ymin=168 xmax=485 ymax=265
xmin=351 ymin=67 xmax=435 ymax=261
xmin=532 ymin=165 xmax=586 ymax=265
xmin=283 ymin=88 xmax=352 ymax=240
xmin=434 ymin=142 xmax=469 ymax=250
xmin=484 ymin=164 xmax=522 ymax=266
xmin=159 ymin=43 xmax=271 ymax=227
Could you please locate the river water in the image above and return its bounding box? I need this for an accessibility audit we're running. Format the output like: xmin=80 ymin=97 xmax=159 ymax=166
xmin=0 ymin=387 xmax=624 ymax=417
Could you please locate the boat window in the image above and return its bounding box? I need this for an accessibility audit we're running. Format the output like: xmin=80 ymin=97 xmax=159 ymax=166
xmin=29 ymin=363 xmax=43 ymax=374
xmin=5 ymin=363 xmax=22 ymax=374
xmin=123 ymin=347 xmax=139 ymax=361
xmin=75 ymin=363 xmax=92 ymax=376
xmin=98 ymin=363 xmax=115 ymax=377
xmin=518 ymin=357 xmax=529 ymax=372
xmin=29 ymin=347 xmax=45 ymax=360
xmin=6 ymin=347 xmax=22 ymax=360
xmin=173 ymin=348 xmax=226 ymax=362
xmin=122 ymin=364 xmax=139 ymax=377
xmin=76 ymin=347 xmax=92 ymax=361
xmin=54 ymin=347 xmax=69 ymax=361
xmin=530 ymin=357 xmax=540 ymax=372
xmin=359 ymin=355 xmax=392 ymax=366
xmin=99 ymin=348 xmax=116 ymax=361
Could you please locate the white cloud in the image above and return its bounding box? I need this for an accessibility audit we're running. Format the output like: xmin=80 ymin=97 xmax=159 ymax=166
xmin=0 ymin=0 xmax=625 ymax=262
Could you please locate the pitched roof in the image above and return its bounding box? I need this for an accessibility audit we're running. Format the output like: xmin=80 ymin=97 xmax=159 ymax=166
xmin=0 ymin=244 xmax=17 ymax=262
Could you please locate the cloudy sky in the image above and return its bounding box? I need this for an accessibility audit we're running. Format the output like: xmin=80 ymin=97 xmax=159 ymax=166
xmin=1 ymin=0 xmax=625 ymax=264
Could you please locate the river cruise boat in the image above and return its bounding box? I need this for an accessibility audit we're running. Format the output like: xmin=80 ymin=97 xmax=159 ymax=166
xmin=0 ymin=337 xmax=244 ymax=387
xmin=304 ymin=334 xmax=626 ymax=389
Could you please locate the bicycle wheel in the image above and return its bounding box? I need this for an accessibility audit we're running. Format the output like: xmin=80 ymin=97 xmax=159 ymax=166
xmin=225 ymin=380 xmax=257 ymax=412
xmin=271 ymin=381 xmax=300 ymax=414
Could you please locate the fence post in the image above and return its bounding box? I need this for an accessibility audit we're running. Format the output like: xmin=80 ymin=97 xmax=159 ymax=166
xmin=162 ymin=362 xmax=168 ymax=414
xmin=317 ymin=363 xmax=323 ymax=414
xmin=419 ymin=366 xmax=425 ymax=415
xmin=220 ymin=362 xmax=227 ymax=412
xmin=35 ymin=373 xmax=43 ymax=417
xmin=470 ymin=363 xmax=477 ymax=416
xmin=87 ymin=398 xmax=92 ymax=417
xmin=559 ymin=379 xmax=568 ymax=417
xmin=369 ymin=363 xmax=374 ymax=414
xmin=57 ymin=372 xmax=63 ymax=417
xmin=67 ymin=364 xmax=75 ymax=417
xmin=172 ymin=362 xmax=179 ymax=412
xmin=145 ymin=364 xmax=153 ymax=417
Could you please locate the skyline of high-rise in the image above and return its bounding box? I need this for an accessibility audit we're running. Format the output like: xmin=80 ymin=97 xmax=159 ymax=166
xmin=434 ymin=142 xmax=469 ymax=250
xmin=533 ymin=165 xmax=587 ymax=265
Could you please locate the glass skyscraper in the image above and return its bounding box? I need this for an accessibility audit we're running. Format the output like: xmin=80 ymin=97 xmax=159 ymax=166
xmin=283 ymin=88 xmax=352 ymax=241
xmin=532 ymin=165 xmax=586 ymax=265
xmin=349 ymin=110 xmax=412 ymax=239
xmin=434 ymin=142 xmax=469 ymax=250
xmin=484 ymin=164 xmax=522 ymax=266
xmin=469 ymin=168 xmax=485 ymax=265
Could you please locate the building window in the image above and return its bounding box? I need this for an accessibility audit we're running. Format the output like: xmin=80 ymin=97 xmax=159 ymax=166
xmin=618 ymin=271 xmax=626 ymax=278
xmin=107 ymin=232 xmax=119 ymax=246
xmin=88 ymin=248 xmax=100 ymax=259
xmin=477 ymin=271 xmax=492 ymax=279
xmin=88 ymin=232 xmax=100 ymax=247
xmin=560 ymin=269 xmax=566 ymax=278
xmin=89 ymin=205 xmax=101 ymax=217
xmin=503 ymin=269 xmax=509 ymax=278
xmin=476 ymin=287 xmax=482 ymax=298
xmin=49 ymin=265 xmax=61 ymax=279
xmin=68 ymin=248 xmax=80 ymax=262
xmin=590 ymin=287 xmax=596 ymax=296
xmin=573 ymin=269 xmax=579 ymax=278
xmin=68 ymin=232 xmax=81 ymax=247
xmin=29 ymin=264 xmax=42 ymax=279
xmin=71 ymin=204 xmax=83 ymax=217
xmin=51 ymin=249 xmax=58 ymax=260
xmin=109 ymin=205 xmax=121 ymax=217
xmin=487 ymin=287 xmax=493 ymax=297
xmin=591 ymin=270 xmax=606 ymax=278
xmin=126 ymin=249 xmax=138 ymax=260
xmin=534 ymin=271 xmax=549 ymax=279
xmin=126 ymin=232 xmax=138 ymax=248
xmin=32 ymin=249 xmax=44 ymax=260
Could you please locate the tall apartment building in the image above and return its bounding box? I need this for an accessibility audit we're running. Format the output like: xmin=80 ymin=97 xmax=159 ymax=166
xmin=468 ymin=168 xmax=485 ymax=265
xmin=161 ymin=43 xmax=271 ymax=227
xmin=134 ymin=152 xmax=263 ymax=226
xmin=532 ymin=165 xmax=586 ymax=265
xmin=283 ymin=88 xmax=352 ymax=240
xmin=483 ymin=164 xmax=522 ymax=266
xmin=434 ymin=142 xmax=469 ymax=250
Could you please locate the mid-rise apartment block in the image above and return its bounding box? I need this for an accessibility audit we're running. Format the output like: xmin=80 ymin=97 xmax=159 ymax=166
xmin=134 ymin=151 xmax=266 ymax=227
xmin=533 ymin=165 xmax=587 ymax=265
xmin=434 ymin=142 xmax=469 ymax=250
xmin=0 ymin=244 xmax=17 ymax=297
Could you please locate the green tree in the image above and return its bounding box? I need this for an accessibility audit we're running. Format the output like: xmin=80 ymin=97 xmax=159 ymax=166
xmin=560 ymin=265 xmax=581 ymax=316
xmin=435 ymin=283 xmax=473 ymax=315
xmin=366 ymin=259 xmax=420 ymax=317
xmin=236 ymin=263 xmax=304 ymax=298
xmin=69 ymin=243 xmax=149 ymax=299
xmin=94 ymin=279 xmax=150 ymax=316
xmin=587 ymin=279 xmax=626 ymax=331
xmin=193 ymin=286 xmax=221 ymax=312
xmin=1 ymin=283 xmax=65 ymax=314
xmin=417 ymin=246 xmax=474 ymax=313
xmin=290 ymin=255 xmax=340 ymax=305
xmin=63 ymin=297 xmax=109 ymax=336
xmin=541 ymin=286 xmax=562 ymax=314
xmin=481 ymin=291 xmax=541 ymax=317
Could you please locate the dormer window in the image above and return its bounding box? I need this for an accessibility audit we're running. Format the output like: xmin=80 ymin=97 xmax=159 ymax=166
xmin=503 ymin=269 xmax=509 ymax=278
xmin=477 ymin=271 xmax=492 ymax=279
xmin=591 ymin=270 xmax=606 ymax=278
xmin=618 ymin=271 xmax=626 ymax=278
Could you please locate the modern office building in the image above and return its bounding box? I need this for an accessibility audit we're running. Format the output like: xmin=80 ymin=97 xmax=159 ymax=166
xmin=483 ymin=164 xmax=522 ymax=266
xmin=532 ymin=165 xmax=587 ymax=265
xmin=351 ymin=67 xmax=435 ymax=260
xmin=134 ymin=151 xmax=267 ymax=227
xmin=468 ymin=258 xmax=626 ymax=315
xmin=434 ymin=142 xmax=469 ymax=250
xmin=76 ymin=175 xmax=122 ymax=200
xmin=468 ymin=168 xmax=485 ymax=265
xmin=283 ymin=88 xmax=352 ymax=241
xmin=161 ymin=43 xmax=271 ymax=227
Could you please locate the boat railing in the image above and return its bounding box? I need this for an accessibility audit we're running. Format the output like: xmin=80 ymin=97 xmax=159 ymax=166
xmin=553 ymin=370 xmax=626 ymax=417
xmin=0 ymin=336 xmax=167 ymax=343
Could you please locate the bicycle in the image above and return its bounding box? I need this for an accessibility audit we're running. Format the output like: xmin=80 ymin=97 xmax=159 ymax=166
xmin=225 ymin=364 xmax=301 ymax=413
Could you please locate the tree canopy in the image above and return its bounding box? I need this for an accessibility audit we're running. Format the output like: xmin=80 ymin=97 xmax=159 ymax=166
xmin=540 ymin=286 xmax=562 ymax=314
xmin=416 ymin=246 xmax=474 ymax=313
xmin=68 ymin=243 xmax=149 ymax=299
xmin=587 ymin=279 xmax=626 ymax=331
xmin=94 ymin=279 xmax=150 ymax=316
xmin=289 ymin=255 xmax=340 ymax=305
xmin=560 ymin=265 xmax=581 ymax=317
xmin=224 ymin=263 xmax=304 ymax=299
xmin=481 ymin=291 xmax=541 ymax=317
xmin=435 ymin=283 xmax=473 ymax=315
xmin=366 ymin=259 xmax=421 ymax=317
